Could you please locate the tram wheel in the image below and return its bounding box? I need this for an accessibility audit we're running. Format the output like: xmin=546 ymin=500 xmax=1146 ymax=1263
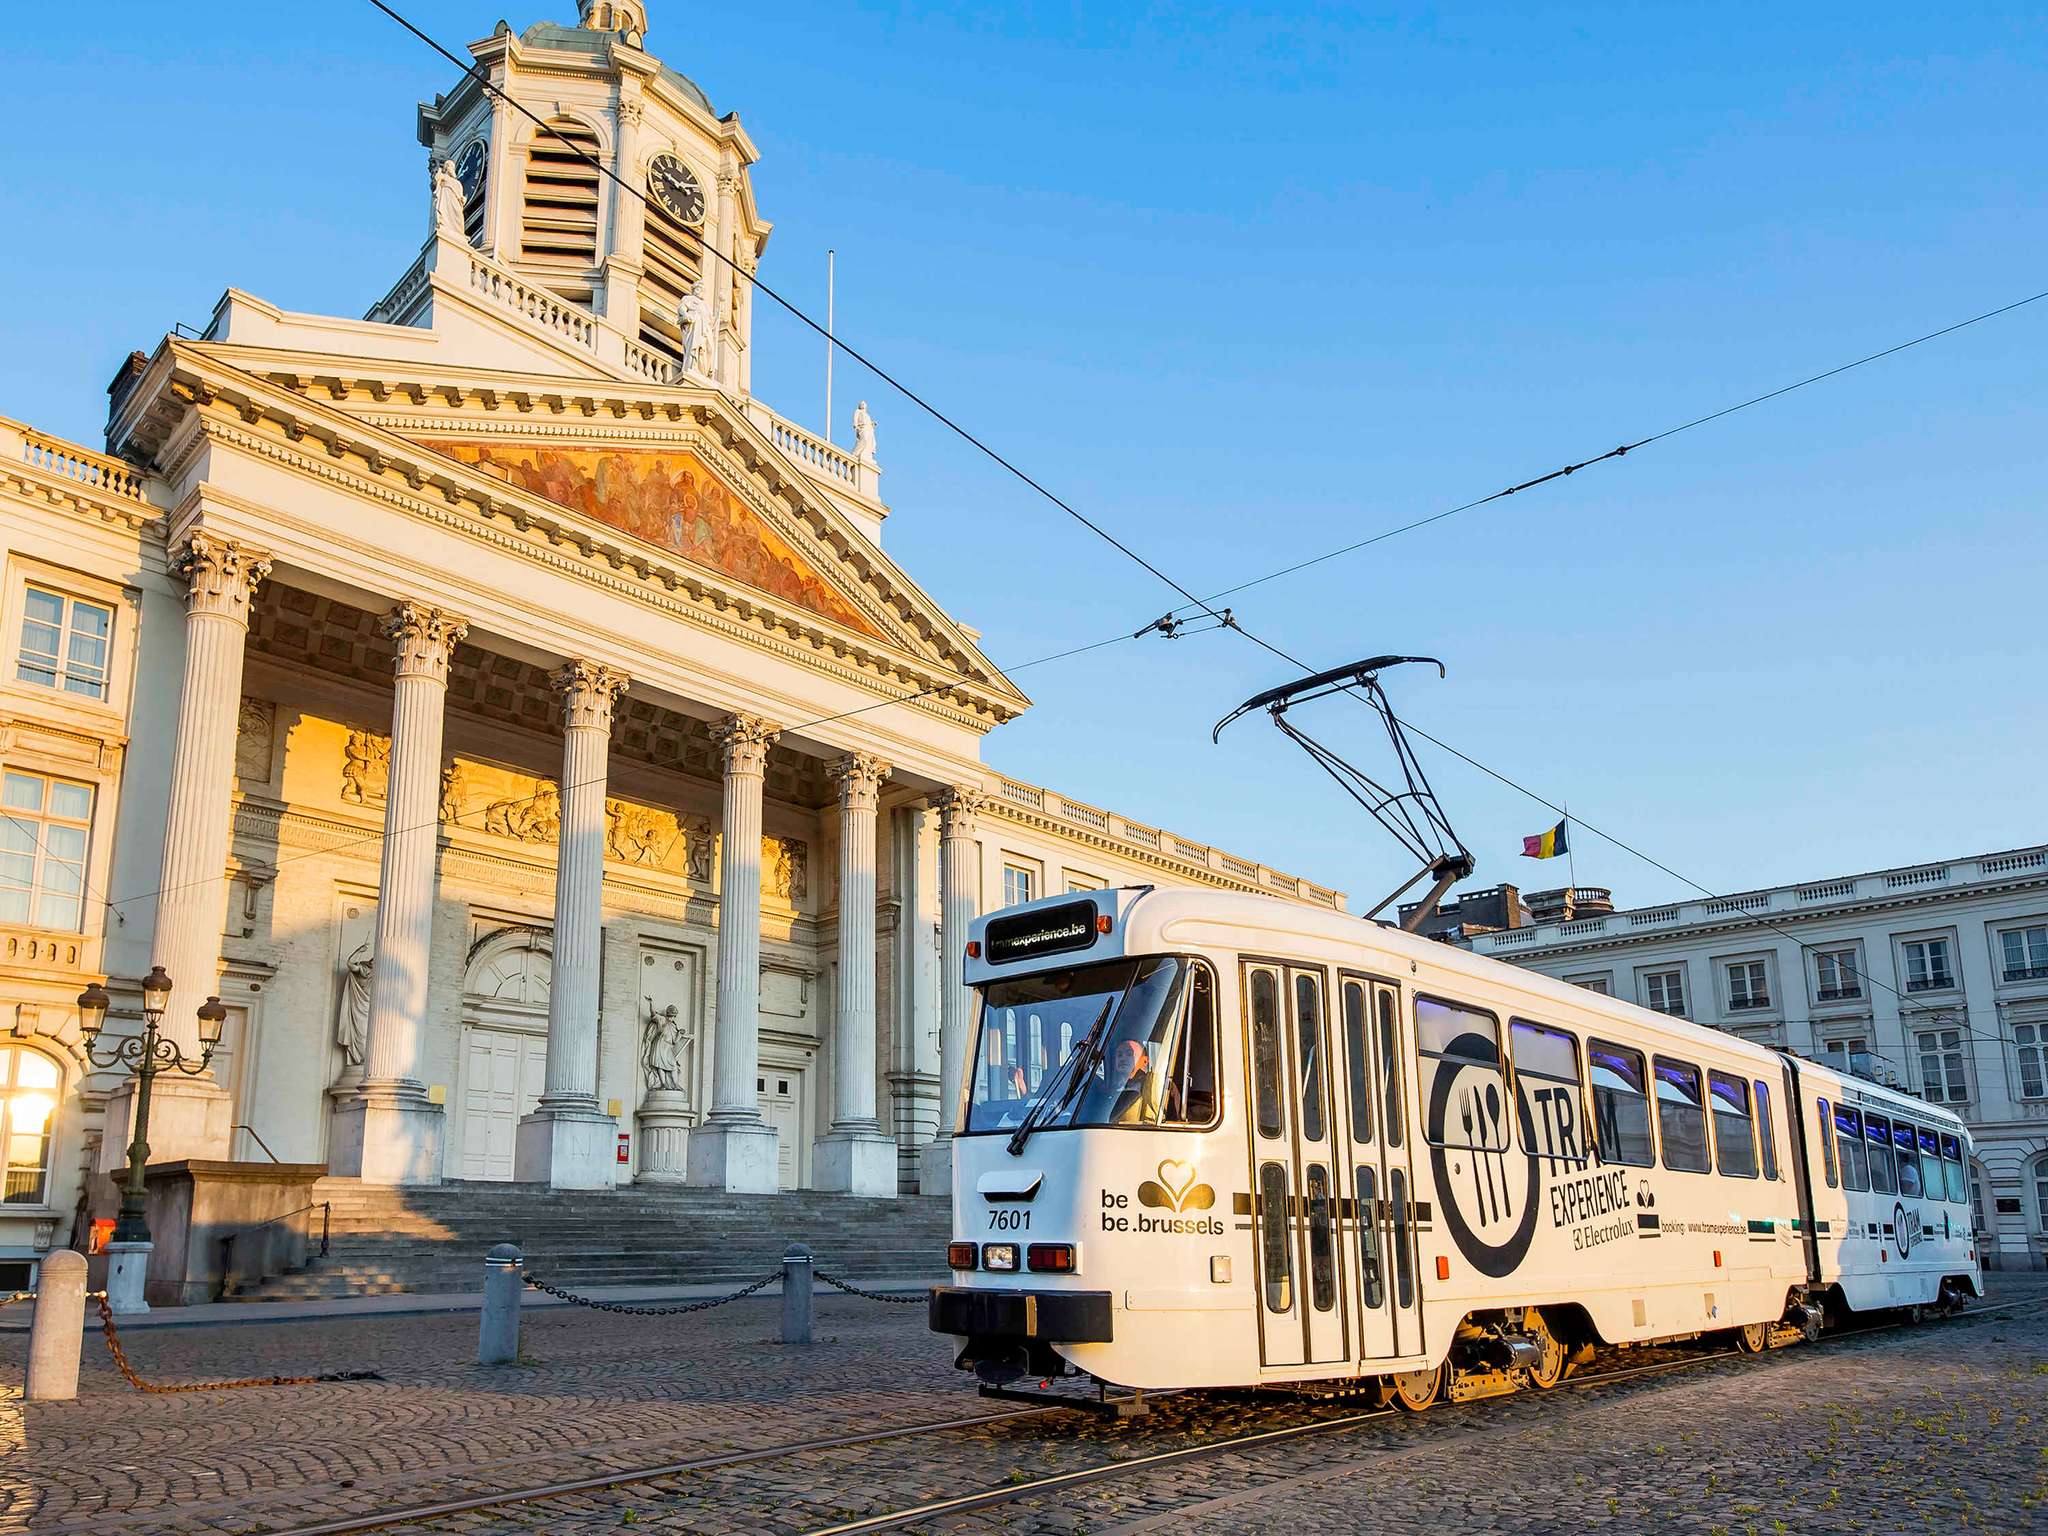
xmin=1523 ymin=1312 xmax=1569 ymax=1390
xmin=1389 ymin=1362 xmax=1446 ymax=1412
xmin=1735 ymin=1322 xmax=1770 ymax=1354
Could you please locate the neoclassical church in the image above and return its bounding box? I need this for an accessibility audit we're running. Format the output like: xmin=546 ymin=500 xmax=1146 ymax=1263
xmin=0 ymin=2 xmax=1341 ymax=1281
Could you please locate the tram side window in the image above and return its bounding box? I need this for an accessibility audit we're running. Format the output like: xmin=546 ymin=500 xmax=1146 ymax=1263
xmin=1653 ymin=1058 xmax=1711 ymax=1173
xmin=1707 ymin=1071 xmax=1759 ymax=1179
xmin=1377 ymin=990 xmax=1404 ymax=1149
xmin=1864 ymin=1112 xmax=1897 ymax=1196
xmin=1416 ymin=997 xmax=1506 ymax=1152
xmin=1258 ymin=1161 xmax=1292 ymax=1313
xmin=1940 ymin=1134 xmax=1968 ymax=1203
xmin=1510 ymin=1019 xmax=1586 ymax=1166
xmin=1162 ymin=962 xmax=1218 ymax=1125
xmin=1892 ymin=1121 xmax=1922 ymax=1200
xmin=1918 ymin=1127 xmax=1944 ymax=1199
xmin=1816 ymin=1096 xmax=1838 ymax=1188
xmin=1343 ymin=981 xmax=1373 ymax=1143
xmin=1589 ymin=1040 xmax=1655 ymax=1167
xmin=1753 ymin=1079 xmax=1780 ymax=1181
xmin=1833 ymin=1103 xmax=1868 ymax=1192
xmin=1296 ymin=974 xmax=1327 ymax=1144
xmin=1250 ymin=969 xmax=1283 ymax=1140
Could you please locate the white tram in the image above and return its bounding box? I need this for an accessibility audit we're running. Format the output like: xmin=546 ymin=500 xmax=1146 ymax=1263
xmin=928 ymin=887 xmax=1982 ymax=1408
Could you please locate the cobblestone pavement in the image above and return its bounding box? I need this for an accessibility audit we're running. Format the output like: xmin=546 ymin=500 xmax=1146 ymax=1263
xmin=3 ymin=1276 xmax=2044 ymax=1536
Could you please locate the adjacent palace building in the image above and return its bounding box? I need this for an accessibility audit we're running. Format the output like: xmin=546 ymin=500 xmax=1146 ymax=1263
xmin=0 ymin=2 xmax=1346 ymax=1285
xmin=1465 ymin=849 xmax=2048 ymax=1269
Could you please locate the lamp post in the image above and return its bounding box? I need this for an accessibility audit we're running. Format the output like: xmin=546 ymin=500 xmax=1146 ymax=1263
xmin=75 ymin=968 xmax=226 ymax=1259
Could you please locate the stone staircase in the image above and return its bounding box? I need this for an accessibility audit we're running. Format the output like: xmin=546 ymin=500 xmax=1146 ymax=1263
xmin=227 ymin=1177 xmax=952 ymax=1301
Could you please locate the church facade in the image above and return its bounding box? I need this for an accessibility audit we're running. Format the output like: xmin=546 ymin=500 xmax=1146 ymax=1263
xmin=0 ymin=3 xmax=1340 ymax=1281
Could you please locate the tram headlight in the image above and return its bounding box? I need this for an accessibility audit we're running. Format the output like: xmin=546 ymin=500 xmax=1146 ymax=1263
xmin=982 ymin=1242 xmax=1020 ymax=1272
xmin=1025 ymin=1243 xmax=1075 ymax=1273
xmin=946 ymin=1241 xmax=979 ymax=1271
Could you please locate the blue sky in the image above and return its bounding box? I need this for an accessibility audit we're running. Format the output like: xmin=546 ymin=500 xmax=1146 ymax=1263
xmin=3 ymin=2 xmax=2041 ymax=911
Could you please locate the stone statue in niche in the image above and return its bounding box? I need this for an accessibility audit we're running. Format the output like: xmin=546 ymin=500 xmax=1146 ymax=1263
xmin=685 ymin=816 xmax=715 ymax=884
xmin=235 ymin=697 xmax=276 ymax=783
xmin=483 ymin=779 xmax=560 ymax=843
xmin=341 ymin=730 xmax=391 ymax=805
xmin=851 ymin=399 xmax=877 ymax=464
xmin=679 ymin=280 xmax=713 ymax=377
xmin=605 ymin=798 xmax=675 ymax=866
xmin=640 ymin=998 xmax=694 ymax=1095
xmin=335 ymin=940 xmax=374 ymax=1069
xmin=763 ymin=836 xmax=808 ymax=903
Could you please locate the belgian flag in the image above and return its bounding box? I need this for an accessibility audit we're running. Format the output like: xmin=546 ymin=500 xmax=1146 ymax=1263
xmin=1521 ymin=819 xmax=1569 ymax=859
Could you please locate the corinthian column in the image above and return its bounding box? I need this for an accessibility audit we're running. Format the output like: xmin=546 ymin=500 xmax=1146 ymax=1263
xmin=331 ymin=602 xmax=468 ymax=1186
xmin=686 ymin=712 xmax=782 ymax=1193
xmin=107 ymin=533 xmax=271 ymax=1171
xmin=918 ymin=786 xmax=986 ymax=1196
xmin=513 ymin=660 xmax=629 ymax=1190
xmin=814 ymin=751 xmax=896 ymax=1196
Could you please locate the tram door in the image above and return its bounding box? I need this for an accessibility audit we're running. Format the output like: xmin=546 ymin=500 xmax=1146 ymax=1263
xmin=1242 ymin=962 xmax=1347 ymax=1369
xmin=1336 ymin=974 xmax=1422 ymax=1361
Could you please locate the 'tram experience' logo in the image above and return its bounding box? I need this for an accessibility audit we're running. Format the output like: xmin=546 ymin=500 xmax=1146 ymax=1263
xmin=1101 ymin=1160 xmax=1222 ymax=1236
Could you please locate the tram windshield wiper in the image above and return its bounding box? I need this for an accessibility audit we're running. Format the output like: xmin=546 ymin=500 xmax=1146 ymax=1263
xmin=1007 ymin=998 xmax=1116 ymax=1156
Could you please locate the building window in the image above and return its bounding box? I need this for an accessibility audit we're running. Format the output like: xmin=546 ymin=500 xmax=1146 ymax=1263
xmin=1725 ymin=960 xmax=1770 ymax=1011
xmin=1001 ymin=864 xmax=1037 ymax=908
xmin=0 ymin=771 xmax=93 ymax=931
xmin=1822 ymin=1036 xmax=1869 ymax=1071
xmin=1065 ymin=873 xmax=1104 ymax=893
xmin=1567 ymin=973 xmax=1611 ymax=995
xmin=2036 ymin=1157 xmax=2048 ymax=1232
xmin=1642 ymin=968 xmax=1686 ymax=1017
xmin=17 ymin=587 xmax=112 ymax=701
xmin=0 ymin=1045 xmax=59 ymax=1204
xmin=2015 ymin=1021 xmax=2047 ymax=1100
xmin=1814 ymin=947 xmax=1862 ymax=1002
xmin=1901 ymin=937 xmax=1954 ymax=992
xmin=2001 ymin=924 xmax=2048 ymax=983
xmin=1915 ymin=1028 xmax=1968 ymax=1104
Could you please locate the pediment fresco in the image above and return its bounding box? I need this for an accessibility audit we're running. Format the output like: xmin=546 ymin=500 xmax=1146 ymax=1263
xmin=417 ymin=440 xmax=882 ymax=638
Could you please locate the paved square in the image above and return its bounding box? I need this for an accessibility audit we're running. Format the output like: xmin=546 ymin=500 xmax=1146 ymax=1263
xmin=4 ymin=1277 xmax=2044 ymax=1535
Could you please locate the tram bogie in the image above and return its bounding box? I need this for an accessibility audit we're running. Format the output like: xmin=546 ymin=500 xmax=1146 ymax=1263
xmin=927 ymin=887 xmax=1984 ymax=1401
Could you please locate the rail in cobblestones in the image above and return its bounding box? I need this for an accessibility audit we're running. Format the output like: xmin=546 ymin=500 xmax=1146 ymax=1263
xmin=248 ymin=1293 xmax=2046 ymax=1536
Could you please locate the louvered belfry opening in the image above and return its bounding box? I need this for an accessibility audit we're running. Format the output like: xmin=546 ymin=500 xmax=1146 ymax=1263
xmin=639 ymin=196 xmax=705 ymax=365
xmin=520 ymin=117 xmax=603 ymax=294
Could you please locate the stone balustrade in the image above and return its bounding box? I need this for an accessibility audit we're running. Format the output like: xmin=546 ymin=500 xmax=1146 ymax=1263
xmin=2 ymin=416 xmax=155 ymax=505
xmin=987 ymin=773 xmax=1343 ymax=909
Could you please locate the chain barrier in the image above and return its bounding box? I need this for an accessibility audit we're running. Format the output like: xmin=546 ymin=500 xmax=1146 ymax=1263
xmin=93 ymin=1294 xmax=383 ymax=1393
xmin=0 ymin=1290 xmax=36 ymax=1308
xmin=814 ymin=1269 xmax=926 ymax=1306
xmin=523 ymin=1269 xmax=779 ymax=1315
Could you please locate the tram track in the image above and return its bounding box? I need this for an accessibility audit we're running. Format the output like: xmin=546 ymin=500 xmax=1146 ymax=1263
xmin=252 ymin=1296 xmax=2047 ymax=1536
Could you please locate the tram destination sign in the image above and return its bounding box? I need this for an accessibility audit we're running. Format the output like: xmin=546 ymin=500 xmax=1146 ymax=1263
xmin=985 ymin=899 xmax=1100 ymax=965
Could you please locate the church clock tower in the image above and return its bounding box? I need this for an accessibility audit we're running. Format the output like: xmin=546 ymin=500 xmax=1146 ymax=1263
xmin=413 ymin=2 xmax=771 ymax=394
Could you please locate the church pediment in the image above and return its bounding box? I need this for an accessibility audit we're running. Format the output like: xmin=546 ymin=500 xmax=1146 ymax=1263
xmin=415 ymin=438 xmax=882 ymax=639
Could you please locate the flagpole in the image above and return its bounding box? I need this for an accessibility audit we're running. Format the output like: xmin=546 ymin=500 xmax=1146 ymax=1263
xmin=1565 ymin=801 xmax=1577 ymax=897
xmin=824 ymin=248 xmax=836 ymax=442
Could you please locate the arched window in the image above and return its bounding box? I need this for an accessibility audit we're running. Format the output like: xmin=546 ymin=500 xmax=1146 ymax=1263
xmin=2034 ymin=1155 xmax=2048 ymax=1234
xmin=0 ymin=1045 xmax=60 ymax=1205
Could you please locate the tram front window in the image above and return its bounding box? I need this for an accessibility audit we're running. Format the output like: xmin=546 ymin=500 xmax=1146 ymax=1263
xmin=966 ymin=956 xmax=1215 ymax=1133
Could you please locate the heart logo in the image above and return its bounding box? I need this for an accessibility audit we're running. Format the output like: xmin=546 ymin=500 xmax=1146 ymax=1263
xmin=1157 ymin=1160 xmax=1197 ymax=1206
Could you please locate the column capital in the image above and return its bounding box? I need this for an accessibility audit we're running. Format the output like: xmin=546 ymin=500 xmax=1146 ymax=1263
xmin=930 ymin=785 xmax=989 ymax=837
xmin=382 ymin=603 xmax=469 ymax=684
xmin=827 ymin=751 xmax=892 ymax=811
xmin=174 ymin=532 xmax=271 ymax=623
xmin=551 ymin=660 xmax=630 ymax=732
xmin=712 ymin=712 xmax=780 ymax=777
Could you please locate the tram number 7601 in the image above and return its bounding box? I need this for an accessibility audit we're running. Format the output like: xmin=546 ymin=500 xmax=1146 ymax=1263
xmin=986 ymin=1209 xmax=1031 ymax=1232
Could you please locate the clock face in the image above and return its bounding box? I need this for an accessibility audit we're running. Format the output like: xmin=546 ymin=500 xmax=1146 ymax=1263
xmin=647 ymin=153 xmax=705 ymax=226
xmin=454 ymin=140 xmax=488 ymax=200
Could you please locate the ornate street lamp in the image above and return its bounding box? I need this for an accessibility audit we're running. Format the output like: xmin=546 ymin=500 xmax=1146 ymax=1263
xmin=77 ymin=969 xmax=223 ymax=1246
